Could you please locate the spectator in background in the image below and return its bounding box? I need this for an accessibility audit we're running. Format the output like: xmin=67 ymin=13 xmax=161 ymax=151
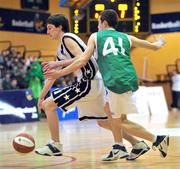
xmin=2 ymin=73 xmax=11 ymax=90
xmin=10 ymin=78 xmax=19 ymax=90
xmin=0 ymin=47 xmax=73 ymax=91
xmin=171 ymin=70 xmax=180 ymax=111
xmin=26 ymin=61 xmax=44 ymax=104
xmin=0 ymin=51 xmax=4 ymax=65
xmin=2 ymin=73 xmax=19 ymax=90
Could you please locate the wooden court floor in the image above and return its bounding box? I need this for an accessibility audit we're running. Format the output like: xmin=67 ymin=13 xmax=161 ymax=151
xmin=0 ymin=110 xmax=180 ymax=169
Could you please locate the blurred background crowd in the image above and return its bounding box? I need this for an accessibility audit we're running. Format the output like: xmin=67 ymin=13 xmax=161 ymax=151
xmin=0 ymin=48 xmax=75 ymax=100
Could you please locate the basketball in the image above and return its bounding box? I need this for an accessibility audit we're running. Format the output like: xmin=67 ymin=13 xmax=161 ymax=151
xmin=13 ymin=133 xmax=35 ymax=153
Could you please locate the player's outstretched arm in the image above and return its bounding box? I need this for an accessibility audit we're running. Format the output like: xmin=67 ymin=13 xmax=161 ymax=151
xmin=42 ymin=59 xmax=76 ymax=73
xmin=129 ymin=35 xmax=165 ymax=50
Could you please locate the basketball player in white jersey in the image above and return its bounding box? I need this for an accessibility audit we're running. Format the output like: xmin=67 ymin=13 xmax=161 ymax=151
xmin=35 ymin=14 xmax=150 ymax=160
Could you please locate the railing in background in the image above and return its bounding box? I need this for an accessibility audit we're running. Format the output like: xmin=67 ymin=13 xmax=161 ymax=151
xmin=10 ymin=45 xmax=27 ymax=57
xmin=39 ymin=55 xmax=56 ymax=62
xmin=24 ymin=50 xmax=41 ymax=60
xmin=0 ymin=40 xmax=12 ymax=51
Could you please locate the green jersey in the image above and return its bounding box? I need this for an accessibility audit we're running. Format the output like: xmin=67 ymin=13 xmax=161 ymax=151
xmin=95 ymin=29 xmax=138 ymax=94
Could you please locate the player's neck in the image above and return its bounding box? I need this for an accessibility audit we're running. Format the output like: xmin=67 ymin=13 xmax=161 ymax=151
xmin=103 ymin=26 xmax=115 ymax=30
xmin=59 ymin=31 xmax=65 ymax=41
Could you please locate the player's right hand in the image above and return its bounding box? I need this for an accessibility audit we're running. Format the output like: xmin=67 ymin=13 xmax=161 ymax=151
xmin=153 ymin=35 xmax=165 ymax=48
xmin=42 ymin=61 xmax=59 ymax=72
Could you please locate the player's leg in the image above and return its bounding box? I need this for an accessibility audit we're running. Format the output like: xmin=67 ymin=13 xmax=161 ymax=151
xmin=35 ymin=95 xmax=63 ymax=156
xmin=108 ymin=90 xmax=152 ymax=160
xmin=35 ymin=81 xmax=87 ymax=156
xmin=98 ymin=101 xmax=150 ymax=161
xmin=97 ymin=102 xmax=140 ymax=145
xmin=99 ymin=103 xmax=128 ymax=161
xmin=97 ymin=119 xmax=150 ymax=160
xmin=42 ymin=96 xmax=60 ymax=142
xmin=109 ymin=90 xmax=169 ymax=159
xmin=121 ymin=114 xmax=155 ymax=141
xmin=97 ymin=120 xmax=138 ymax=145
xmin=121 ymin=114 xmax=169 ymax=159
xmin=77 ymin=79 xmax=128 ymax=161
xmin=121 ymin=97 xmax=169 ymax=160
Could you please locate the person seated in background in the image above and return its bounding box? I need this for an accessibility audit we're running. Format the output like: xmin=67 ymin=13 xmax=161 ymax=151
xmin=171 ymin=70 xmax=180 ymax=111
xmin=2 ymin=73 xmax=12 ymax=90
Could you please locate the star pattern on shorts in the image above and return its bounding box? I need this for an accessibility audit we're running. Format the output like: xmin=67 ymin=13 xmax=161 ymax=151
xmin=75 ymin=88 xmax=80 ymax=93
xmin=64 ymin=94 xmax=70 ymax=100
xmin=86 ymin=69 xmax=90 ymax=74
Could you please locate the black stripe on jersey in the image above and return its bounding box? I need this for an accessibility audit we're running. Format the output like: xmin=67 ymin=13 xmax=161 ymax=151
xmin=52 ymin=79 xmax=91 ymax=111
xmin=62 ymin=36 xmax=84 ymax=57
xmin=57 ymin=56 xmax=61 ymax=61
xmin=62 ymin=35 xmax=96 ymax=80
xmin=61 ymin=44 xmax=65 ymax=55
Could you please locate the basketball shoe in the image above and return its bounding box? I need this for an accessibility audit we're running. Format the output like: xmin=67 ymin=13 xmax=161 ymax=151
xmin=101 ymin=144 xmax=129 ymax=161
xmin=152 ymin=135 xmax=169 ymax=158
xmin=35 ymin=140 xmax=63 ymax=156
xmin=126 ymin=141 xmax=150 ymax=160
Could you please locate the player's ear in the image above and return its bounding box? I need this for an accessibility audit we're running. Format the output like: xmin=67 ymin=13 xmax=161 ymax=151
xmin=103 ymin=20 xmax=108 ymax=27
xmin=58 ymin=25 xmax=63 ymax=31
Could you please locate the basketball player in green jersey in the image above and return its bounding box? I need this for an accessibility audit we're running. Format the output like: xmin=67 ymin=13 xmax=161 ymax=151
xmin=39 ymin=13 xmax=150 ymax=161
xmin=44 ymin=9 xmax=169 ymax=161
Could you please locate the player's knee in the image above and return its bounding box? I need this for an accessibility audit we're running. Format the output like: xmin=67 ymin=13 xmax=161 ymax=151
xmin=120 ymin=114 xmax=127 ymax=124
xmin=42 ymin=98 xmax=56 ymax=112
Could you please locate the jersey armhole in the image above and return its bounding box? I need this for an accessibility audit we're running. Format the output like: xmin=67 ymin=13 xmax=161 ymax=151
xmin=92 ymin=33 xmax=98 ymax=60
xmin=62 ymin=35 xmax=85 ymax=58
xmin=126 ymin=35 xmax=132 ymax=48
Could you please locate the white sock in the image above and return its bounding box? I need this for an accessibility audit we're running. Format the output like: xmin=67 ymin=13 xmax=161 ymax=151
xmin=50 ymin=139 xmax=60 ymax=144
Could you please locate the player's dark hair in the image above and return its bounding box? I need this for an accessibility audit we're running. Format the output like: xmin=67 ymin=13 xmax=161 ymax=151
xmin=100 ymin=9 xmax=118 ymax=29
xmin=47 ymin=14 xmax=69 ymax=32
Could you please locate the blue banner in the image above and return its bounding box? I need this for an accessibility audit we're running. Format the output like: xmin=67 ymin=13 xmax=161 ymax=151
xmin=151 ymin=12 xmax=180 ymax=33
xmin=0 ymin=8 xmax=50 ymax=34
xmin=56 ymin=107 xmax=78 ymax=121
xmin=0 ymin=89 xmax=39 ymax=124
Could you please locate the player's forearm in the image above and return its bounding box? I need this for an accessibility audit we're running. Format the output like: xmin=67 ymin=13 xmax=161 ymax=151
xmin=59 ymin=57 xmax=86 ymax=77
xmin=58 ymin=46 xmax=93 ymax=77
xmin=57 ymin=58 xmax=76 ymax=67
xmin=57 ymin=44 xmax=94 ymax=78
xmin=133 ymin=39 xmax=159 ymax=50
xmin=39 ymin=79 xmax=55 ymax=99
xmin=130 ymin=35 xmax=164 ymax=50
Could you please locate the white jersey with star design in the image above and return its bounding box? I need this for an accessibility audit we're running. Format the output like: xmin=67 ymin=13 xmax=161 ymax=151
xmin=57 ymin=32 xmax=99 ymax=81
